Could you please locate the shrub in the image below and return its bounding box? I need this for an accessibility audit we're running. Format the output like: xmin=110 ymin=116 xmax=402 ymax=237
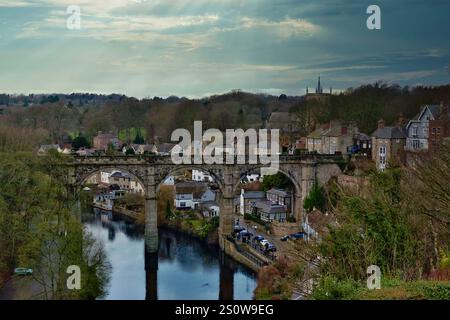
xmin=303 ymin=182 xmax=326 ymax=212
xmin=312 ymin=276 xmax=363 ymax=300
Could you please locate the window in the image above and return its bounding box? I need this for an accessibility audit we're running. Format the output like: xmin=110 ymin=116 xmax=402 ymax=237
xmin=412 ymin=140 xmax=420 ymax=149
xmin=379 ymin=146 xmax=386 ymax=168
xmin=412 ymin=127 xmax=418 ymax=137
xmin=432 ymin=128 xmax=436 ymax=134
xmin=437 ymin=128 xmax=441 ymax=134
xmin=180 ymin=202 xmax=186 ymax=207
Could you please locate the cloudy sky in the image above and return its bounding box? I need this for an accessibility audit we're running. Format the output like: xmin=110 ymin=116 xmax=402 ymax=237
xmin=0 ymin=0 xmax=449 ymax=98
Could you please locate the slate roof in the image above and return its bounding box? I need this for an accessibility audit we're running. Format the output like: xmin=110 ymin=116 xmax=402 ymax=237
xmin=242 ymin=191 xmax=266 ymax=199
xmin=372 ymin=126 xmax=407 ymax=139
xmin=158 ymin=143 xmax=176 ymax=154
xmin=110 ymin=171 xmax=130 ymax=179
xmin=356 ymin=133 xmax=371 ymax=141
xmin=254 ymin=200 xmax=286 ymax=214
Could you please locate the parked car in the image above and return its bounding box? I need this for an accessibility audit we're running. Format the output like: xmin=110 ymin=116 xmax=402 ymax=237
xmin=266 ymin=244 xmax=277 ymax=252
xmin=234 ymin=226 xmax=245 ymax=234
xmin=239 ymin=230 xmax=253 ymax=237
xmin=280 ymin=235 xmax=290 ymax=241
xmin=253 ymin=235 xmax=264 ymax=242
xmin=14 ymin=267 xmax=33 ymax=276
xmin=260 ymin=239 xmax=269 ymax=247
xmin=290 ymin=232 xmax=305 ymax=239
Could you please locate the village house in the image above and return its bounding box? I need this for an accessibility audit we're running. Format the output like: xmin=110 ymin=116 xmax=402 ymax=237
xmin=85 ymin=171 xmax=111 ymax=186
xmin=201 ymin=202 xmax=220 ymax=218
xmin=174 ymin=181 xmax=216 ymax=210
xmin=306 ymin=127 xmax=325 ymax=153
xmin=406 ymin=103 xmax=450 ymax=154
xmin=428 ymin=103 xmax=450 ymax=153
xmin=253 ymin=201 xmax=287 ymax=223
xmin=109 ymin=171 xmax=131 ymax=190
xmin=405 ymin=105 xmax=440 ymax=152
xmin=237 ymin=189 xmax=266 ymax=215
xmin=320 ymin=121 xmax=358 ymax=155
xmin=109 ymin=171 xmax=144 ymax=194
xmin=93 ymin=132 xmax=121 ymax=151
xmin=371 ymin=119 xmax=407 ymax=171
xmin=266 ymin=188 xmax=293 ymax=216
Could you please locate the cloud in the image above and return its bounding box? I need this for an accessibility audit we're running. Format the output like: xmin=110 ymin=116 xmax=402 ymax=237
xmin=239 ymin=17 xmax=320 ymax=37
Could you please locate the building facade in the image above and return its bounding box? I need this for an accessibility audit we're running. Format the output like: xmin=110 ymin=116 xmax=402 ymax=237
xmin=371 ymin=119 xmax=406 ymax=171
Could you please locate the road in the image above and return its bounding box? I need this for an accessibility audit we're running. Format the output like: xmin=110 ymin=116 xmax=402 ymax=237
xmin=234 ymin=214 xmax=298 ymax=261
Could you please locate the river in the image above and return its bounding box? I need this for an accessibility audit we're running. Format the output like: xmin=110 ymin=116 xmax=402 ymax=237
xmin=84 ymin=209 xmax=257 ymax=300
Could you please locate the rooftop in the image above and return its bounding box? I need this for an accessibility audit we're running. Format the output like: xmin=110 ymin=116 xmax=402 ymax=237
xmin=242 ymin=191 xmax=266 ymax=199
xmin=372 ymin=126 xmax=407 ymax=139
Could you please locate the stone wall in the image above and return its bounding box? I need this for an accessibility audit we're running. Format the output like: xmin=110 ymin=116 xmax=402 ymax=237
xmin=270 ymin=221 xmax=301 ymax=236
xmin=337 ymin=174 xmax=369 ymax=194
xmin=223 ymin=238 xmax=264 ymax=273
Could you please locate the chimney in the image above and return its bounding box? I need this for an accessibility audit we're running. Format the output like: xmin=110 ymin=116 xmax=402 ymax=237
xmin=439 ymin=101 xmax=449 ymax=120
xmin=397 ymin=113 xmax=405 ymax=128
xmin=378 ymin=119 xmax=385 ymax=129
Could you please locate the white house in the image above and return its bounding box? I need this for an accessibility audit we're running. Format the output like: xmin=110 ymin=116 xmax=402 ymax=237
xmin=175 ymin=193 xmax=194 ymax=210
xmin=405 ymin=105 xmax=441 ymax=152
xmin=192 ymin=169 xmax=214 ymax=182
xmin=100 ymin=171 xmax=111 ymax=184
xmin=201 ymin=202 xmax=220 ymax=218
xmin=130 ymin=179 xmax=144 ymax=194
xmin=174 ymin=181 xmax=216 ymax=210
xmin=239 ymin=189 xmax=266 ymax=215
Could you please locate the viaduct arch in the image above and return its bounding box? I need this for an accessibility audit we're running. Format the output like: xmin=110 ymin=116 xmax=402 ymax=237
xmin=69 ymin=155 xmax=342 ymax=253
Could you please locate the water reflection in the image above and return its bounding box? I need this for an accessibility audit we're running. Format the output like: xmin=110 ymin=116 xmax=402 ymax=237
xmin=84 ymin=208 xmax=256 ymax=300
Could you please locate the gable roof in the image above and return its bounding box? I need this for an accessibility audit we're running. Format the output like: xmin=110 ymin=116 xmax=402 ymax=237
xmin=407 ymin=105 xmax=440 ymax=129
xmin=372 ymin=126 xmax=406 ymax=139
xmin=158 ymin=143 xmax=176 ymax=154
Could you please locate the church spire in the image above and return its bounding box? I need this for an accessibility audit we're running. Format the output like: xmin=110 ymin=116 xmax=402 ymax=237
xmin=316 ymin=75 xmax=323 ymax=94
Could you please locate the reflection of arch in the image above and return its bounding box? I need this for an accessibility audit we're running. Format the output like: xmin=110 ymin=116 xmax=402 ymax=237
xmin=78 ymin=167 xmax=146 ymax=191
